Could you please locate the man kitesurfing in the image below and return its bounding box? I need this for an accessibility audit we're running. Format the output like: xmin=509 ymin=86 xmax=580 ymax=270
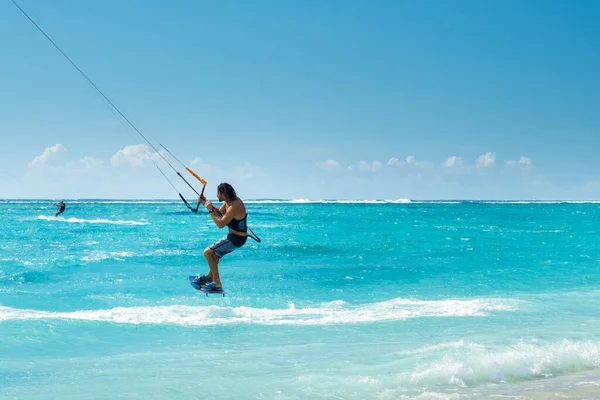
xmin=53 ymin=201 xmax=66 ymax=217
xmin=191 ymin=183 xmax=250 ymax=293
xmin=160 ymin=146 xmax=261 ymax=294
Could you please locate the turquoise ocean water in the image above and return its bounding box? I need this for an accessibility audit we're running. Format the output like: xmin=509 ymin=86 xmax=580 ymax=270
xmin=2 ymin=199 xmax=600 ymax=399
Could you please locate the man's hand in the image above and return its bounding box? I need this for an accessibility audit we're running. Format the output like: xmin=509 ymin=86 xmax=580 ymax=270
xmin=204 ymin=200 xmax=214 ymax=212
xmin=198 ymin=196 xmax=206 ymax=205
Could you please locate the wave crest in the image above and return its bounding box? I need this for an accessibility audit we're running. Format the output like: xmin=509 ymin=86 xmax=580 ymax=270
xmin=0 ymin=297 xmax=518 ymax=326
xmin=36 ymin=215 xmax=147 ymax=225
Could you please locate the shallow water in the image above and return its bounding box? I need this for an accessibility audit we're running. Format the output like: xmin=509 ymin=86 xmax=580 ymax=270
xmin=2 ymin=200 xmax=600 ymax=399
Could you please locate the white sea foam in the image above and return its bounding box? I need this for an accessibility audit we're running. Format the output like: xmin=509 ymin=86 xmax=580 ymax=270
xmin=79 ymin=248 xmax=185 ymax=262
xmin=244 ymin=198 xmax=412 ymax=204
xmin=80 ymin=251 xmax=135 ymax=262
xmin=0 ymin=297 xmax=518 ymax=326
xmin=147 ymin=249 xmax=186 ymax=256
xmin=36 ymin=215 xmax=147 ymax=225
xmin=396 ymin=339 xmax=600 ymax=388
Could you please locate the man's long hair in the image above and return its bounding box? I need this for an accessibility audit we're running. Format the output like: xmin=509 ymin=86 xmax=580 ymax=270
xmin=217 ymin=183 xmax=237 ymax=201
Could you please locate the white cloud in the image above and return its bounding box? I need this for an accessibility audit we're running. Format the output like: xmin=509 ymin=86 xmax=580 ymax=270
xmin=29 ymin=144 xmax=67 ymax=168
xmin=506 ymin=156 xmax=533 ymax=166
xmin=519 ymin=157 xmax=532 ymax=165
xmin=79 ymin=156 xmax=103 ymax=169
xmin=388 ymin=157 xmax=403 ymax=166
xmin=443 ymin=156 xmax=463 ymax=168
xmin=111 ymin=144 xmax=163 ymax=167
xmin=404 ymin=155 xmax=433 ymax=169
xmin=316 ymin=159 xmax=342 ymax=171
xmin=476 ymin=152 xmax=496 ymax=168
xmin=357 ymin=160 xmax=383 ymax=173
xmin=387 ymin=155 xmax=432 ymax=168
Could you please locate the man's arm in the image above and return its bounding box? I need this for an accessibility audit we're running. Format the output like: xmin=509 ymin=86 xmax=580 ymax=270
xmin=203 ymin=200 xmax=235 ymax=228
xmin=209 ymin=204 xmax=235 ymax=228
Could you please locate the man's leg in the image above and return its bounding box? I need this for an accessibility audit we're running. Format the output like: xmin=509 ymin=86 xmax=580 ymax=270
xmin=203 ymin=247 xmax=222 ymax=288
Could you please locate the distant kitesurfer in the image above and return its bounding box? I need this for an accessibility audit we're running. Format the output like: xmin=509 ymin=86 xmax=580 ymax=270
xmin=54 ymin=201 xmax=66 ymax=217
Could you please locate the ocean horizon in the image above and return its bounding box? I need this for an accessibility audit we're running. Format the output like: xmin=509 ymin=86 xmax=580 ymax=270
xmin=3 ymin=198 xmax=600 ymax=203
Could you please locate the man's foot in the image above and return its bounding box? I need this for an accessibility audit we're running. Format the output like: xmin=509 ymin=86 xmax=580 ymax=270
xmin=192 ymin=275 xmax=208 ymax=285
xmin=201 ymin=282 xmax=223 ymax=292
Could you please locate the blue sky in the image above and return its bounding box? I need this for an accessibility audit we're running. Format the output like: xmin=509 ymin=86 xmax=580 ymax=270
xmin=1 ymin=0 xmax=599 ymax=200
